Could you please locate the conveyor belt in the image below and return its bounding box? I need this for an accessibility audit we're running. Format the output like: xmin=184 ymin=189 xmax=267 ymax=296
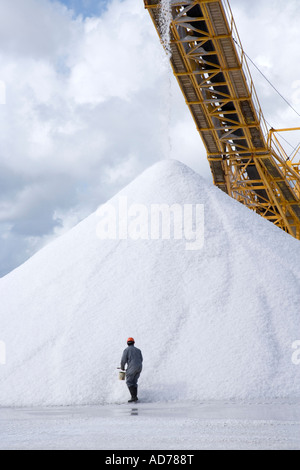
xmin=144 ymin=0 xmax=300 ymax=238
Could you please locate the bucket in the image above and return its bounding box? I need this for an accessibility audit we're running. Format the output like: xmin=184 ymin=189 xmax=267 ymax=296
xmin=119 ymin=370 xmax=125 ymax=381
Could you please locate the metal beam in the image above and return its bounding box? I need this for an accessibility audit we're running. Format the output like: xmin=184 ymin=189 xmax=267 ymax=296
xmin=144 ymin=0 xmax=300 ymax=238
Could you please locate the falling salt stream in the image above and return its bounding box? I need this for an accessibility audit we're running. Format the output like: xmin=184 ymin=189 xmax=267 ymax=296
xmin=159 ymin=0 xmax=172 ymax=59
xmin=159 ymin=0 xmax=173 ymax=160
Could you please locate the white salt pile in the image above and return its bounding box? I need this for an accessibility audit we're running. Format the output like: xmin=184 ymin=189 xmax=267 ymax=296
xmin=0 ymin=159 xmax=299 ymax=406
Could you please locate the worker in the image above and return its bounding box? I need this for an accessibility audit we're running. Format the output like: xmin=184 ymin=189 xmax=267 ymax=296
xmin=120 ymin=337 xmax=143 ymax=403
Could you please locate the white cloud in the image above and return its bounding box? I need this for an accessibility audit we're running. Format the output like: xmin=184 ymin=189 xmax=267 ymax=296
xmin=0 ymin=0 xmax=77 ymax=59
xmin=230 ymin=0 xmax=300 ymax=128
xmin=68 ymin=0 xmax=161 ymax=104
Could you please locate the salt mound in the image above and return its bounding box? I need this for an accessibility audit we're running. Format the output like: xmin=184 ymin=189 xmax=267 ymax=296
xmin=0 ymin=159 xmax=299 ymax=405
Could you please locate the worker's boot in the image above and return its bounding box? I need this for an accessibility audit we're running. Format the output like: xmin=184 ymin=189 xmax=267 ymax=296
xmin=128 ymin=386 xmax=138 ymax=403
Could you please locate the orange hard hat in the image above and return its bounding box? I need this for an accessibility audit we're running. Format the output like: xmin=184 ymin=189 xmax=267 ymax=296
xmin=127 ymin=337 xmax=135 ymax=343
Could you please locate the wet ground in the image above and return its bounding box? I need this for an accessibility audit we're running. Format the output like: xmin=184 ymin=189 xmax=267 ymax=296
xmin=0 ymin=399 xmax=299 ymax=450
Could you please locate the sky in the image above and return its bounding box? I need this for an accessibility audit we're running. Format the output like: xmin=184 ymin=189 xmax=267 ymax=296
xmin=52 ymin=0 xmax=108 ymax=16
xmin=0 ymin=0 xmax=300 ymax=277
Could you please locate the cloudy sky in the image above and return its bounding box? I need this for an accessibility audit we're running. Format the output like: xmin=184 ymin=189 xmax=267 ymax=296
xmin=0 ymin=0 xmax=300 ymax=277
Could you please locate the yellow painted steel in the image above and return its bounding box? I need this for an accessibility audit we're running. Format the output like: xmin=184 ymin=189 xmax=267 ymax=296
xmin=144 ymin=0 xmax=300 ymax=239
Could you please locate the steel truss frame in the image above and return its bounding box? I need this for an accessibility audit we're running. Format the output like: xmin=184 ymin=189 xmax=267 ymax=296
xmin=144 ymin=0 xmax=300 ymax=239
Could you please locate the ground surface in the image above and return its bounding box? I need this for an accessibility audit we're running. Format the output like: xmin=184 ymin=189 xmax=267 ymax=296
xmin=0 ymin=399 xmax=299 ymax=450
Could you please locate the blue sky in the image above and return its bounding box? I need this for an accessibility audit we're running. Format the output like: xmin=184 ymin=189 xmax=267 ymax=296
xmin=54 ymin=0 xmax=109 ymax=17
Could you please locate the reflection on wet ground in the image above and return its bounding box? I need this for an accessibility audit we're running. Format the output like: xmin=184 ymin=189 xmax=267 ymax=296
xmin=0 ymin=400 xmax=299 ymax=450
xmin=2 ymin=398 xmax=300 ymax=421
